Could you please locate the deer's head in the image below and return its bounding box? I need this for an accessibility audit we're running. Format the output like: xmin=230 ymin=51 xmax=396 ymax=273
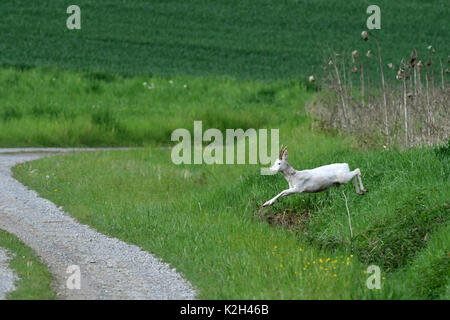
xmin=270 ymin=145 xmax=289 ymax=173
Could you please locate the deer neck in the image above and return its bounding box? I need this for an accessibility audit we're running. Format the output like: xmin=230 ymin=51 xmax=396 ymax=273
xmin=280 ymin=162 xmax=297 ymax=184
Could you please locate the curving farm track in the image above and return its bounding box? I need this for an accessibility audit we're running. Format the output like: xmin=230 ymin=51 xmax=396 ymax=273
xmin=0 ymin=149 xmax=196 ymax=300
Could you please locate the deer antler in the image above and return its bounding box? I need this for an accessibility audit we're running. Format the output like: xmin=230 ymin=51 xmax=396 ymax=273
xmin=278 ymin=145 xmax=285 ymax=159
xmin=278 ymin=145 xmax=288 ymax=159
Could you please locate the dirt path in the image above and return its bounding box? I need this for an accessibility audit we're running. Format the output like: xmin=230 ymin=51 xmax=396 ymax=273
xmin=0 ymin=149 xmax=196 ymax=300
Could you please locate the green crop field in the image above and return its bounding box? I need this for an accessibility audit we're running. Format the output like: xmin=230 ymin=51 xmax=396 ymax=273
xmin=1 ymin=0 xmax=448 ymax=80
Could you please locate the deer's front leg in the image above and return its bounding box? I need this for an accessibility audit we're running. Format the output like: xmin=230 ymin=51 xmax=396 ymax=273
xmin=263 ymin=188 xmax=298 ymax=207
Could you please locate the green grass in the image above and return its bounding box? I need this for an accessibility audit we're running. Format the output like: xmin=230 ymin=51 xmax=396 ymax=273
xmin=0 ymin=66 xmax=311 ymax=147
xmin=0 ymin=229 xmax=56 ymax=300
xmin=1 ymin=0 xmax=448 ymax=80
xmin=3 ymin=61 xmax=448 ymax=299
xmin=3 ymin=0 xmax=448 ymax=300
xmin=13 ymin=126 xmax=449 ymax=299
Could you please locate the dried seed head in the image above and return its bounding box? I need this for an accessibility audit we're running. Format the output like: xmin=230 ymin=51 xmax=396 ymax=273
xmin=396 ymin=68 xmax=404 ymax=80
xmin=308 ymin=75 xmax=315 ymax=83
xmin=352 ymin=50 xmax=359 ymax=58
xmin=350 ymin=67 xmax=358 ymax=73
xmin=409 ymin=49 xmax=418 ymax=67
xmin=446 ymin=68 xmax=449 ymax=74
xmin=387 ymin=63 xmax=393 ymax=69
xmin=335 ymin=53 xmax=341 ymax=57
xmin=328 ymin=60 xmax=333 ymax=66
xmin=417 ymin=60 xmax=423 ymax=69
xmin=366 ymin=50 xmax=372 ymax=58
xmin=361 ymin=31 xmax=369 ymax=41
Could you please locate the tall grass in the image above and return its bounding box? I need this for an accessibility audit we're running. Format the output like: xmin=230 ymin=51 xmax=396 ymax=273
xmin=0 ymin=67 xmax=311 ymax=146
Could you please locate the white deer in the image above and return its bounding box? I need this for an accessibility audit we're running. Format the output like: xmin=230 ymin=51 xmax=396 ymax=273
xmin=262 ymin=146 xmax=368 ymax=207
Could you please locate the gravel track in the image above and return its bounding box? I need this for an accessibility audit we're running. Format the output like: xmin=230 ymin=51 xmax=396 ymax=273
xmin=0 ymin=149 xmax=196 ymax=300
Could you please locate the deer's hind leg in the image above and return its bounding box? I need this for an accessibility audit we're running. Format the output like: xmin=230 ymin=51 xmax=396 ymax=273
xmin=344 ymin=168 xmax=364 ymax=195
xmin=340 ymin=167 xmax=367 ymax=195
xmin=350 ymin=168 xmax=368 ymax=194
xmin=352 ymin=176 xmax=363 ymax=194
xmin=356 ymin=169 xmax=368 ymax=193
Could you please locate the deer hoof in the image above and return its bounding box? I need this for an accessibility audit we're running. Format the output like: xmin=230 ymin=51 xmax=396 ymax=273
xmin=263 ymin=200 xmax=273 ymax=207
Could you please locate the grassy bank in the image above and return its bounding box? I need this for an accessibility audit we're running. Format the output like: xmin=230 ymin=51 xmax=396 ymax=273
xmin=13 ymin=131 xmax=449 ymax=299
xmin=0 ymin=229 xmax=56 ymax=300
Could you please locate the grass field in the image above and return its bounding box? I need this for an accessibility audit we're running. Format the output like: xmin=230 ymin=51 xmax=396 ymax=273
xmin=1 ymin=1 xmax=448 ymax=80
xmin=3 ymin=0 xmax=449 ymax=300
xmin=0 ymin=230 xmax=56 ymax=300
xmin=13 ymin=91 xmax=449 ymax=298
xmin=0 ymin=66 xmax=313 ymax=146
